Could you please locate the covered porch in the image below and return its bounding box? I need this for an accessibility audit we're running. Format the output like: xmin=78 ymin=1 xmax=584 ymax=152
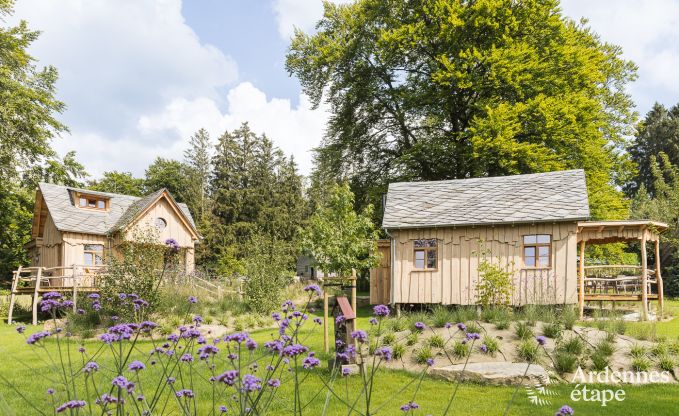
xmin=577 ymin=220 xmax=668 ymax=321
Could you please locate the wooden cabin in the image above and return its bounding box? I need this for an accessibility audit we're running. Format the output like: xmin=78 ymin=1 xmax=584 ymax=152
xmin=370 ymin=170 xmax=667 ymax=319
xmin=27 ymin=182 xmax=199 ymax=276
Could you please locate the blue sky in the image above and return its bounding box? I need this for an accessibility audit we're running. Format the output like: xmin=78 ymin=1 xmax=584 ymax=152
xmin=11 ymin=0 xmax=679 ymax=178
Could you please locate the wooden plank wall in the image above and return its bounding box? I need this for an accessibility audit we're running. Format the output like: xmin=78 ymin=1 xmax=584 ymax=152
xmin=370 ymin=240 xmax=391 ymax=304
xmin=127 ymin=197 xmax=195 ymax=247
xmin=389 ymin=222 xmax=579 ymax=306
xmin=31 ymin=213 xmax=64 ymax=271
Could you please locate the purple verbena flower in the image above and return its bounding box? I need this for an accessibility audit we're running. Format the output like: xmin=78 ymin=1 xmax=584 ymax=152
xmin=267 ymin=378 xmax=281 ymax=388
xmin=555 ymin=405 xmax=575 ymax=416
xmin=242 ymin=374 xmax=262 ymax=392
xmin=373 ymin=304 xmax=390 ymax=317
xmin=414 ymin=322 xmax=425 ymax=331
xmin=216 ymin=370 xmax=239 ymax=386
xmin=351 ymin=330 xmax=368 ymax=343
xmin=457 ymin=323 xmax=467 ymax=331
xmin=302 ymin=353 xmax=320 ymax=369
xmin=188 ymin=296 xmax=198 ymax=304
xmin=536 ymin=336 xmax=547 ymax=346
xmin=303 ymin=284 xmax=322 ymax=296
xmin=375 ymin=346 xmax=393 ymax=361
xmin=128 ymin=361 xmax=145 ymax=372
xmin=56 ymin=400 xmax=86 ymax=413
xmin=466 ymin=332 xmax=481 ymax=341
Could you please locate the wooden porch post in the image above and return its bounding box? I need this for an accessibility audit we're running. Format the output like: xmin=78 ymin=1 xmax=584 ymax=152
xmin=72 ymin=265 xmax=78 ymax=313
xmin=579 ymin=240 xmax=586 ymax=319
xmin=351 ymin=269 xmax=357 ymax=325
xmin=7 ymin=267 xmax=21 ymax=324
xmin=641 ymin=233 xmax=648 ymax=321
xmin=655 ymin=239 xmax=664 ymax=315
xmin=32 ymin=268 xmax=43 ymax=326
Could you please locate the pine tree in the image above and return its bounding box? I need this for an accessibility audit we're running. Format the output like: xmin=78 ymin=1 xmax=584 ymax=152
xmin=183 ymin=128 xmax=212 ymax=220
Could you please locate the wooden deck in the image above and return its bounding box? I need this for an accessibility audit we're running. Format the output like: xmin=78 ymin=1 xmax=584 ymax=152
xmin=7 ymin=265 xmax=104 ymax=325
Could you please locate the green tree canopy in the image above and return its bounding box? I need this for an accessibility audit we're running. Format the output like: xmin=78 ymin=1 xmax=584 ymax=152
xmin=627 ymin=103 xmax=679 ymax=196
xmin=0 ymin=0 xmax=72 ymax=278
xmin=287 ymin=0 xmax=636 ymax=221
xmin=143 ymin=157 xmax=190 ymax=202
xmin=183 ymin=128 xmax=213 ymax=221
xmin=299 ymin=182 xmax=380 ymax=277
xmin=89 ymin=171 xmax=144 ymax=196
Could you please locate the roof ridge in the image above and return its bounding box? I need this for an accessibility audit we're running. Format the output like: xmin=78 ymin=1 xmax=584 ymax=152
xmin=388 ymin=169 xmax=584 ymax=187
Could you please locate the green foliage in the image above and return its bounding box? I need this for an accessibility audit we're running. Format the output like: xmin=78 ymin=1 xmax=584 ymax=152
xmin=612 ymin=319 xmax=627 ymax=335
xmin=98 ymin=228 xmax=170 ymax=319
xmin=629 ymin=344 xmax=647 ymax=359
xmin=595 ymin=340 xmax=615 ymax=358
xmin=143 ymin=157 xmax=191 ymax=202
xmin=242 ymin=234 xmax=294 ymax=314
xmin=591 ymin=352 xmax=611 ymax=372
xmin=392 ymin=343 xmax=406 ymax=360
xmin=452 ymin=341 xmax=470 ymax=359
xmin=381 ymin=332 xmax=395 ymax=346
xmin=658 ymin=354 xmax=676 ymax=372
xmin=554 ymin=351 xmax=579 ymax=374
xmin=514 ymin=322 xmax=534 ymax=341
xmin=405 ymin=333 xmax=419 ymax=346
xmin=299 ymin=182 xmax=380 ymax=277
xmin=481 ymin=336 xmax=499 ymax=356
xmin=206 ymin=123 xmax=305 ymax=274
xmin=476 ymin=252 xmax=514 ymax=307
xmin=452 ymin=306 xmax=478 ymax=323
xmin=413 ymin=345 xmax=433 ymax=364
xmin=427 ymin=334 xmax=445 ymax=349
xmin=558 ymin=337 xmax=585 ymax=356
xmin=561 ymin=307 xmax=578 ymax=330
xmin=631 ymin=153 xmax=679 ymax=297
xmin=494 ymin=319 xmax=510 ymax=331
xmin=465 ymin=322 xmax=482 ymax=335
xmin=631 ymin=357 xmax=652 ymax=372
xmin=89 ymin=171 xmax=144 ymax=196
xmin=432 ymin=305 xmax=453 ymax=327
xmin=480 ymin=306 xmax=509 ymax=323
xmin=388 ymin=317 xmax=407 ymax=332
xmin=542 ymin=322 xmax=562 ymax=339
xmin=287 ymin=0 xmax=636 ymax=222
xmin=517 ymin=340 xmax=539 ymax=362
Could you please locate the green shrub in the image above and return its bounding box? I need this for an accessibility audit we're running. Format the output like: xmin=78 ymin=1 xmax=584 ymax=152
xmin=481 ymin=306 xmax=510 ymax=324
xmin=517 ymin=340 xmax=539 ymax=362
xmin=392 ymin=343 xmax=406 ymax=360
xmin=558 ymin=337 xmax=585 ymax=356
xmin=604 ymin=331 xmax=616 ymax=344
xmin=591 ymin=352 xmax=611 ymax=371
xmin=382 ymin=333 xmax=396 ymax=346
xmin=542 ymin=322 xmax=562 ymax=339
xmin=389 ymin=317 xmax=407 ymax=332
xmin=631 ymin=356 xmax=651 ymax=372
xmin=630 ymin=324 xmax=656 ymax=341
xmin=554 ymin=351 xmax=579 ymax=374
xmin=427 ymin=334 xmax=445 ymax=349
xmin=612 ymin=319 xmax=627 ymax=335
xmin=452 ymin=306 xmax=478 ymax=323
xmin=432 ymin=305 xmax=453 ymax=328
xmin=651 ymin=343 xmax=669 ymax=357
xmin=406 ymin=333 xmax=419 ymax=346
xmin=242 ymin=234 xmax=294 ymax=314
xmin=518 ymin=305 xmax=540 ymax=326
xmin=406 ymin=312 xmax=431 ymax=329
xmin=515 ymin=322 xmax=534 ymax=340
xmin=476 ymin=254 xmax=514 ymax=307
xmin=414 ymin=345 xmax=433 ymax=364
xmin=466 ymin=322 xmax=482 ymax=334
xmin=629 ymin=344 xmax=647 ymax=359
xmin=481 ymin=336 xmax=499 ymax=356
xmin=494 ymin=319 xmax=510 ymax=330
xmin=561 ymin=307 xmax=578 ymax=330
xmin=595 ymin=340 xmax=615 ymax=357
xmin=452 ymin=341 xmax=470 ymax=359
xmin=658 ymin=354 xmax=676 ymax=372
xmin=669 ymin=340 xmax=679 ymax=355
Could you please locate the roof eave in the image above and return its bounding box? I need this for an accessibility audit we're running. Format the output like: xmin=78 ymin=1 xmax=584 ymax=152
xmin=383 ymin=216 xmax=590 ymax=230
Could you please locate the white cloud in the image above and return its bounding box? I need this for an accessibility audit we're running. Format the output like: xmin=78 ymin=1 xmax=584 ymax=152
xmin=561 ymin=0 xmax=679 ymax=113
xmin=138 ymin=82 xmax=329 ymax=175
xmin=273 ymin=0 xmax=353 ymax=40
xmin=11 ymin=0 xmax=238 ymax=175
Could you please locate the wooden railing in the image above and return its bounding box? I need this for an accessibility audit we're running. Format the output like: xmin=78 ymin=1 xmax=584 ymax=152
xmin=8 ymin=265 xmax=106 ymax=325
xmin=582 ymin=265 xmax=656 ymax=296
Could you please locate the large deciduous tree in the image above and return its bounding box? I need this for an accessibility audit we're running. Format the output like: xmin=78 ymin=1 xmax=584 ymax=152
xmin=183 ymin=128 xmax=213 ymax=222
xmin=287 ymin=0 xmax=636 ymax=221
xmin=627 ymin=103 xmax=679 ymax=196
xmin=144 ymin=157 xmax=190 ymax=202
xmin=89 ymin=171 xmax=144 ymax=196
xmin=0 ymin=1 xmax=84 ymax=279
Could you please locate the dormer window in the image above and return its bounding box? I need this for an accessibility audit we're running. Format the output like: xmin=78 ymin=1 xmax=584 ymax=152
xmin=75 ymin=192 xmax=109 ymax=211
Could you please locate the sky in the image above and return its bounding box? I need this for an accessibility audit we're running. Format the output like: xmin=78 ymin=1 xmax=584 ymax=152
xmin=10 ymin=0 xmax=679 ymax=178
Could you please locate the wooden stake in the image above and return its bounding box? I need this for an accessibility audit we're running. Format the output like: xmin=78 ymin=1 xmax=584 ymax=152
xmin=32 ymin=268 xmax=43 ymax=326
xmin=641 ymin=234 xmax=648 ymax=321
xmin=655 ymin=239 xmax=664 ymax=315
xmin=7 ymin=267 xmax=21 ymax=324
xmin=579 ymin=241 xmax=586 ymax=320
xmin=323 ymin=289 xmax=329 ymax=353
xmin=351 ymin=269 xmax=357 ymax=324
xmin=72 ymin=265 xmax=78 ymax=313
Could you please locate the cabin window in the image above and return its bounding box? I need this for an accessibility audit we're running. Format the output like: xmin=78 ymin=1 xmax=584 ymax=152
xmin=77 ymin=194 xmax=108 ymax=210
xmin=413 ymin=239 xmax=437 ymax=270
xmin=522 ymin=234 xmax=551 ymax=268
xmin=83 ymin=244 xmax=104 ymax=266
xmin=155 ymin=217 xmax=167 ymax=230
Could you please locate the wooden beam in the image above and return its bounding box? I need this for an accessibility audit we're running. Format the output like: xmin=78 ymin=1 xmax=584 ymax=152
xmin=655 ymin=239 xmax=664 ymax=314
xmin=641 ymin=234 xmax=648 ymax=321
xmin=579 ymin=241 xmax=585 ymax=319
xmin=323 ymin=289 xmax=329 ymax=353
xmin=7 ymin=267 xmax=21 ymax=324
xmin=584 ymin=294 xmax=658 ymax=301
xmin=32 ymin=268 xmax=43 ymax=326
xmin=351 ymin=269 xmax=357 ymax=329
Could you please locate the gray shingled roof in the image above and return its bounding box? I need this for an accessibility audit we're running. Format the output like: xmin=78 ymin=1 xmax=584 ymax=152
xmin=39 ymin=182 xmax=197 ymax=236
xmin=382 ymin=170 xmax=590 ymax=229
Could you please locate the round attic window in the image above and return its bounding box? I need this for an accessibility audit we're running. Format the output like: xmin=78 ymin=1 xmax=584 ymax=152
xmin=155 ymin=217 xmax=167 ymax=230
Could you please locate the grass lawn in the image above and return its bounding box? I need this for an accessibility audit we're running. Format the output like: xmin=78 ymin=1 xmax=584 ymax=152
xmin=1 ymin=303 xmax=679 ymax=415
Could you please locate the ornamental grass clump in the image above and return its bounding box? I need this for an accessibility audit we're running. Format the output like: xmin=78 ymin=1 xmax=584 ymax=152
xmin=480 ymin=336 xmax=499 ymax=356
xmin=414 ymin=345 xmax=433 ymax=364
xmin=542 ymin=322 xmax=562 ymax=339
xmin=559 ymin=336 xmax=585 ymax=356
xmin=427 ymin=334 xmax=445 ymax=349
xmin=514 ymin=321 xmax=534 ymax=341
xmin=590 ymin=352 xmax=611 ymax=371
xmin=517 ymin=340 xmax=540 ymax=362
